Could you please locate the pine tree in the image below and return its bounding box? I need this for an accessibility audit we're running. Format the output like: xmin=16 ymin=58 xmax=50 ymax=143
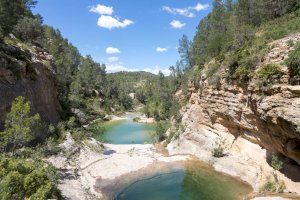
xmin=178 ymin=35 xmax=194 ymax=70
xmin=0 ymin=96 xmax=42 ymax=154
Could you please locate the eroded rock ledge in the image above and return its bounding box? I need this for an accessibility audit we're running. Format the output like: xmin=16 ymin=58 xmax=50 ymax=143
xmin=167 ymin=34 xmax=300 ymax=195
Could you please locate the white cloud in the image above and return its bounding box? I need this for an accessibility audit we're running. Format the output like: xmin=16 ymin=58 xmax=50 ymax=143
xmin=90 ymin=4 xmax=134 ymax=30
xmin=170 ymin=20 xmax=186 ymax=29
xmin=162 ymin=6 xmax=174 ymax=14
xmin=162 ymin=3 xmax=209 ymax=18
xmin=143 ymin=66 xmax=171 ymax=76
xmin=97 ymin=15 xmax=133 ymax=30
xmin=90 ymin=4 xmax=113 ymax=15
xmin=108 ymin=57 xmax=119 ymax=62
xmin=175 ymin=8 xmax=195 ymax=18
xmin=156 ymin=47 xmax=168 ymax=52
xmin=163 ymin=6 xmax=194 ymax=18
xmin=193 ymin=3 xmax=209 ymax=11
xmin=106 ymin=47 xmax=120 ymax=54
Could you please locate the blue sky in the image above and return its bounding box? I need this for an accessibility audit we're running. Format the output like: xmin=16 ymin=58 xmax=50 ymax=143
xmin=33 ymin=0 xmax=212 ymax=74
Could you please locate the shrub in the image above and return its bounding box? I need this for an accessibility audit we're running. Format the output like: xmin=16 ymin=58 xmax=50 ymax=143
xmin=206 ymin=63 xmax=220 ymax=78
xmin=0 ymin=0 xmax=29 ymax=38
xmin=256 ymin=64 xmax=283 ymax=87
xmin=286 ymin=43 xmax=300 ymax=77
xmin=226 ymin=48 xmax=259 ymax=83
xmin=88 ymin=122 xmax=106 ymax=137
xmin=12 ymin=16 xmax=43 ymax=42
xmin=287 ymin=40 xmax=294 ymax=47
xmin=212 ymin=147 xmax=225 ymax=158
xmin=260 ymin=180 xmax=277 ymax=193
xmin=71 ymin=127 xmax=87 ymax=143
xmin=0 ymin=96 xmax=42 ymax=154
xmin=206 ymin=63 xmax=221 ymax=77
xmin=260 ymin=180 xmax=286 ymax=193
xmin=0 ymin=156 xmax=60 ymax=200
xmin=153 ymin=121 xmax=170 ymax=142
xmin=212 ymin=137 xmax=226 ymax=158
xmin=234 ymin=65 xmax=252 ymax=84
xmin=262 ymin=9 xmax=300 ymax=41
xmin=133 ymin=117 xmax=141 ymax=122
xmin=271 ymin=155 xmax=283 ymax=171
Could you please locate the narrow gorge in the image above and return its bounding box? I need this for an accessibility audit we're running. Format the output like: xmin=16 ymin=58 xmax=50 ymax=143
xmin=1 ymin=0 xmax=300 ymax=200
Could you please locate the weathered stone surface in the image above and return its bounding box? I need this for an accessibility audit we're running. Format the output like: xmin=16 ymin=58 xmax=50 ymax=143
xmin=168 ymin=34 xmax=300 ymax=195
xmin=0 ymin=43 xmax=61 ymax=129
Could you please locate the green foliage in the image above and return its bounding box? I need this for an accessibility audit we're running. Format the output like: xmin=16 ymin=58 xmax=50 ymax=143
xmin=205 ymin=62 xmax=222 ymax=87
xmin=131 ymin=72 xmax=181 ymax=121
xmin=13 ymin=15 xmax=43 ymax=42
xmin=133 ymin=117 xmax=141 ymax=122
xmin=0 ymin=156 xmax=60 ymax=200
xmin=286 ymin=43 xmax=300 ymax=77
xmin=260 ymin=155 xmax=285 ymax=193
xmin=256 ymin=64 xmax=282 ymax=87
xmin=206 ymin=63 xmax=220 ymax=78
xmin=41 ymin=26 xmax=81 ymax=115
xmin=87 ymin=121 xmax=106 ymax=137
xmin=70 ymin=56 xmax=106 ymax=98
xmin=165 ymin=123 xmax=185 ymax=144
xmin=212 ymin=147 xmax=225 ymax=158
xmin=234 ymin=65 xmax=252 ymax=83
xmin=260 ymin=180 xmax=286 ymax=193
xmin=261 ymin=8 xmax=300 ymax=41
xmin=0 ymin=0 xmax=36 ymax=38
xmin=178 ymin=35 xmax=194 ymax=70
xmin=107 ymin=71 xmax=156 ymax=94
xmin=287 ymin=40 xmax=294 ymax=47
xmin=212 ymin=137 xmax=226 ymax=158
xmin=0 ymin=96 xmax=42 ymax=154
xmin=104 ymin=71 xmax=156 ymax=112
xmin=153 ymin=121 xmax=170 ymax=142
xmin=225 ymin=44 xmax=264 ymax=85
xmin=271 ymin=155 xmax=283 ymax=171
xmin=192 ymin=0 xmax=300 ymax=80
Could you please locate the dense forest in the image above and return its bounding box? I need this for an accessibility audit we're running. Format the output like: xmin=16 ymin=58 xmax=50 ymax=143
xmin=0 ymin=0 xmax=300 ymax=199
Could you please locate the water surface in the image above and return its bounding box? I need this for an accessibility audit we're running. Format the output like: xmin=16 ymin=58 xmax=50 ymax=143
xmin=101 ymin=117 xmax=156 ymax=144
xmin=116 ymin=161 xmax=252 ymax=200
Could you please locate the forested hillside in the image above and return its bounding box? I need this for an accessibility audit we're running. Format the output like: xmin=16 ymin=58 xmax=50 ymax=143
xmin=0 ymin=0 xmax=300 ymax=199
xmin=178 ymin=0 xmax=300 ymax=87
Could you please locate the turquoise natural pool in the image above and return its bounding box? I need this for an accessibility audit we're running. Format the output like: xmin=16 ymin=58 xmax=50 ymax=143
xmin=97 ymin=115 xmax=252 ymax=200
xmin=115 ymin=161 xmax=252 ymax=200
xmin=101 ymin=117 xmax=156 ymax=144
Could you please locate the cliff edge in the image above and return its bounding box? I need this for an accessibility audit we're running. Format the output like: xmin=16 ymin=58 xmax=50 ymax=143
xmin=0 ymin=41 xmax=61 ymax=129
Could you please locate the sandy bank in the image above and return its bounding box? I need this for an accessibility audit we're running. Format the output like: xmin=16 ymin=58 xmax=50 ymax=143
xmin=47 ymin=133 xmax=189 ymax=199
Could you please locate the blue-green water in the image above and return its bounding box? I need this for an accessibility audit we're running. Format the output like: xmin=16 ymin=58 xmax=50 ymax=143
xmin=101 ymin=118 xmax=156 ymax=144
xmin=116 ymin=162 xmax=252 ymax=200
xmin=99 ymin=115 xmax=252 ymax=200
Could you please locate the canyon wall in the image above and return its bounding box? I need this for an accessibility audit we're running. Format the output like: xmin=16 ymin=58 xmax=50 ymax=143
xmin=167 ymin=34 xmax=300 ymax=193
xmin=0 ymin=42 xmax=61 ymax=129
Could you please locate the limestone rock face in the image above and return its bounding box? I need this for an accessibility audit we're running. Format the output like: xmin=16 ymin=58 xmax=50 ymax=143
xmin=167 ymin=34 xmax=300 ymax=194
xmin=188 ymin=84 xmax=300 ymax=164
xmin=0 ymin=43 xmax=61 ymax=129
xmin=175 ymin=33 xmax=300 ymax=164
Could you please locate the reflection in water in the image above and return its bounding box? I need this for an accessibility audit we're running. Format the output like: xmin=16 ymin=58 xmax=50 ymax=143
xmin=101 ymin=119 xmax=156 ymax=144
xmin=116 ymin=162 xmax=252 ymax=200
